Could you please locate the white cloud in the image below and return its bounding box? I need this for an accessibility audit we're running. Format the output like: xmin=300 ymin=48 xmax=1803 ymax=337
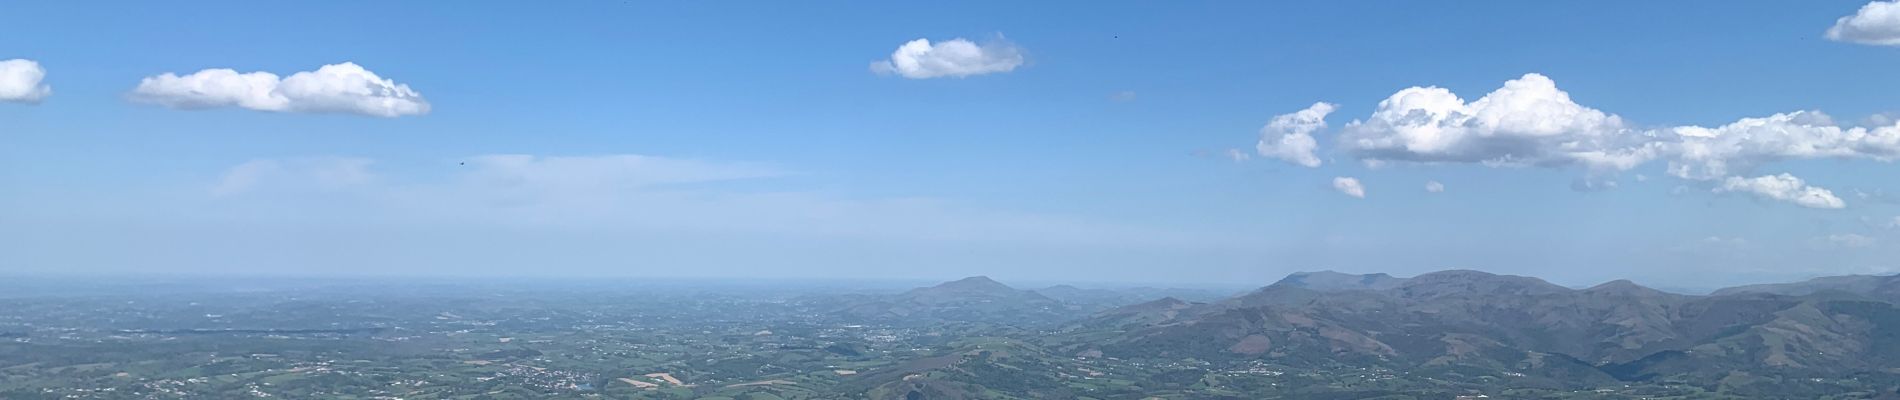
xmin=1331 ymin=74 xmax=1900 ymax=179
xmin=0 ymin=59 xmax=52 ymax=104
xmin=1311 ymin=73 xmax=1899 ymax=207
xmin=1109 ymin=91 xmax=1137 ymax=102
xmin=1337 ymin=73 xmax=1657 ymax=171
xmin=1712 ymin=173 xmax=1846 ymax=209
xmin=870 ymin=37 xmax=1024 ymax=79
xmin=1424 ymin=180 xmax=1445 ymax=193
xmin=1827 ymin=0 xmax=1900 ymax=46
xmin=1818 ymin=233 xmax=1878 ymax=248
xmin=1665 ymin=111 xmax=1900 ymax=180
xmin=1255 ymin=102 xmax=1336 ymax=167
xmin=213 ymin=157 xmax=376 ymax=196
xmin=131 ymin=62 xmax=428 ymax=117
xmin=1332 ymin=177 xmax=1366 ymax=198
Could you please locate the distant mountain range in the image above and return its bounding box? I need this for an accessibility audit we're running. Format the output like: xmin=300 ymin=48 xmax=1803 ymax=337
xmin=1712 ymin=273 xmax=1900 ymax=300
xmin=828 ymin=276 xmax=1073 ymax=325
xmin=823 ymin=276 xmax=1233 ymax=327
xmin=1032 ymin=284 xmax=1232 ymax=312
xmin=1078 ymin=270 xmax=1900 ymax=391
xmin=843 ymin=270 xmax=1900 ymax=397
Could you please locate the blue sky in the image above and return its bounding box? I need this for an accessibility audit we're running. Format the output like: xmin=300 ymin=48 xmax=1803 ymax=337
xmin=3 ymin=1 xmax=1899 ymax=288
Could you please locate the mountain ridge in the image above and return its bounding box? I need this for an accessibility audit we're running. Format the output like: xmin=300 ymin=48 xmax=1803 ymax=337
xmin=1054 ymin=268 xmax=1900 ymax=393
xmin=831 ymin=270 xmax=1900 ymax=398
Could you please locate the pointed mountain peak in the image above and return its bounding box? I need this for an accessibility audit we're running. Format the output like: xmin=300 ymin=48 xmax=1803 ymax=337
xmin=927 ymin=276 xmax=1016 ymax=292
xmin=1584 ymin=279 xmax=1667 ymax=296
xmin=1587 ymin=279 xmax=1640 ymax=290
xmin=945 ymin=275 xmax=1003 ymax=285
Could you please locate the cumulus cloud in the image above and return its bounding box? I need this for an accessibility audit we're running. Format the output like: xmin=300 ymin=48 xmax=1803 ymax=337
xmin=1665 ymin=111 xmax=1900 ymax=180
xmin=1712 ymin=173 xmax=1846 ymax=209
xmin=1424 ymin=180 xmax=1445 ymax=193
xmin=1332 ymin=177 xmax=1366 ymax=198
xmin=870 ymin=37 xmax=1024 ymax=79
xmin=1337 ymin=73 xmax=1657 ymax=171
xmin=0 ymin=59 xmax=52 ymax=103
xmin=131 ymin=62 xmax=428 ymax=117
xmin=213 ymin=157 xmax=376 ymax=196
xmin=1330 ymin=74 xmax=1900 ymax=179
xmin=1256 ymin=102 xmax=1336 ymax=167
xmin=1827 ymin=0 xmax=1900 ymax=46
xmin=1307 ymin=73 xmax=1898 ymax=208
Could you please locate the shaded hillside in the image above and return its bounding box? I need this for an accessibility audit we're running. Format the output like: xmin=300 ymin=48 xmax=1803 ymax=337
xmin=1058 ymin=269 xmax=1900 ymax=396
xmin=1069 ymin=297 xmax=1199 ymax=331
